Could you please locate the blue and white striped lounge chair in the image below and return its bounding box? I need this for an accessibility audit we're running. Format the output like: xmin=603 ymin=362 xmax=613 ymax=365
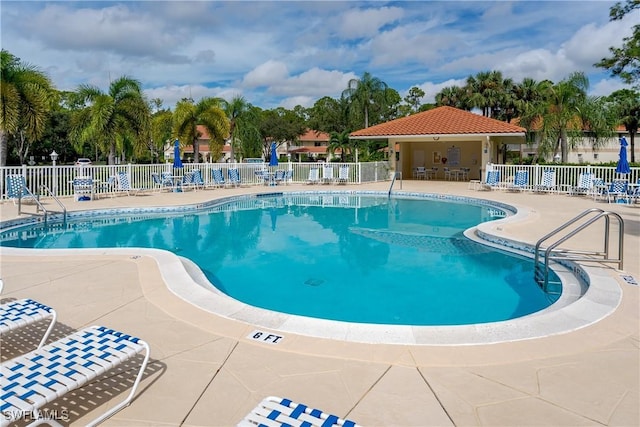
xmin=151 ymin=172 xmax=173 ymax=192
xmin=570 ymin=172 xmax=593 ymax=196
xmin=5 ymin=175 xmax=38 ymax=205
xmin=284 ymin=169 xmax=293 ymax=185
xmin=274 ymin=169 xmax=286 ymax=185
xmin=480 ymin=170 xmax=501 ymax=190
xmin=191 ymin=169 xmax=206 ymax=190
xmin=0 ymin=325 xmax=150 ymax=427
xmin=505 ymin=170 xmax=529 ymax=192
xmin=338 ymin=165 xmax=350 ymax=184
xmin=228 ymin=168 xmax=241 ymax=187
xmin=0 ymin=298 xmax=57 ymax=350
xmin=116 ymin=171 xmax=146 ymax=196
xmin=535 ymin=169 xmax=557 ymax=193
xmin=211 ymin=169 xmax=226 ymax=188
xmin=181 ymin=171 xmax=196 ymax=191
xmin=307 ymin=167 xmax=320 ymax=184
xmin=239 ymin=396 xmax=360 ymax=427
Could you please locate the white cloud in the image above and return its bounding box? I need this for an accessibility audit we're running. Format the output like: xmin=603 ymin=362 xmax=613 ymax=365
xmin=242 ymin=61 xmax=290 ymax=88
xmin=590 ymin=78 xmax=632 ymax=97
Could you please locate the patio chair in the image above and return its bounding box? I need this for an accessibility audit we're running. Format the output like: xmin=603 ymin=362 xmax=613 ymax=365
xmin=192 ymin=169 xmax=206 ymax=190
xmin=72 ymin=176 xmax=94 ymax=201
xmin=307 ymin=167 xmax=320 ymax=184
xmin=534 ymin=169 xmax=557 ymax=193
xmin=181 ymin=171 xmax=196 ymax=191
xmin=274 ymin=169 xmax=286 ymax=185
xmin=590 ymin=177 xmax=606 ymax=201
xmin=479 ymin=170 xmax=501 ymax=190
xmin=284 ymin=169 xmax=293 ymax=185
xmin=0 ymin=298 xmax=57 ymax=351
xmin=504 ymin=170 xmax=529 ymax=192
xmin=239 ymin=396 xmax=360 ymax=427
xmin=413 ymin=166 xmax=426 ymax=180
xmin=228 ymin=168 xmax=241 ymax=187
xmin=322 ymin=164 xmax=335 ymax=184
xmin=96 ymin=175 xmax=117 ymax=198
xmin=5 ymin=174 xmax=38 ymax=205
xmin=603 ymin=179 xmax=629 ymax=204
xmin=338 ymin=165 xmax=350 ymax=184
xmin=151 ymin=172 xmax=173 ymax=192
xmin=116 ymin=171 xmax=146 ymax=196
xmin=211 ymin=169 xmax=226 ymax=188
xmin=569 ymin=172 xmax=593 ymax=196
xmin=629 ymin=179 xmax=640 ymax=204
xmin=0 ymin=325 xmax=150 ymax=427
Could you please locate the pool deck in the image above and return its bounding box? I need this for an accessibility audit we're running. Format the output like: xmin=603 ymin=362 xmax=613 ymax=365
xmin=1 ymin=180 xmax=638 ymax=426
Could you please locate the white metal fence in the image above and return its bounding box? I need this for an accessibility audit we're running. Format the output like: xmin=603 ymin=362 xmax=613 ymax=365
xmin=0 ymin=161 xmax=392 ymax=200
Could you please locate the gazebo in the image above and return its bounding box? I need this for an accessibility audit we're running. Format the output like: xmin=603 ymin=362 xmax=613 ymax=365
xmin=350 ymin=106 xmax=526 ymax=180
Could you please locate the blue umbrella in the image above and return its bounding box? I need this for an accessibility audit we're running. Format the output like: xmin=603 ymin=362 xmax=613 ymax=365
xmin=615 ymin=136 xmax=630 ymax=175
xmin=173 ymin=139 xmax=183 ymax=169
xmin=269 ymin=142 xmax=278 ymax=166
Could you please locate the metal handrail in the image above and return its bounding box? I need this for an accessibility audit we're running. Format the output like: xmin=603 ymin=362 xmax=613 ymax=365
xmin=18 ymin=186 xmax=48 ymax=220
xmin=388 ymin=171 xmax=402 ymax=197
xmin=40 ymin=185 xmax=67 ymax=223
xmin=534 ymin=208 xmax=624 ymax=291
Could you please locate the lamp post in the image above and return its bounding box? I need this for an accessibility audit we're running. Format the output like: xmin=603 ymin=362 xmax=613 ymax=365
xmin=50 ymin=150 xmax=58 ymax=196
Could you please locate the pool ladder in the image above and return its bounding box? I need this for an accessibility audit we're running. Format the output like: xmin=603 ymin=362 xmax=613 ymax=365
xmin=17 ymin=185 xmax=67 ymax=225
xmin=388 ymin=171 xmax=402 ymax=197
xmin=534 ymin=208 xmax=624 ymax=293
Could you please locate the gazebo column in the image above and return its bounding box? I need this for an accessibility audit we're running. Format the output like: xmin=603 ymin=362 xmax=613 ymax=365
xmin=388 ymin=139 xmax=396 ymax=174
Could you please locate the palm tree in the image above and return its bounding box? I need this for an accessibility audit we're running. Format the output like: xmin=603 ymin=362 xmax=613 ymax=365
xmin=342 ymin=72 xmax=390 ymax=129
xmin=519 ymin=72 xmax=615 ymax=162
xmin=173 ymin=97 xmax=229 ymax=163
xmin=70 ymin=76 xmax=149 ymax=164
xmin=435 ymin=86 xmax=470 ymax=110
xmin=465 ymin=70 xmax=505 ymax=117
xmin=0 ymin=50 xmax=54 ymax=166
xmin=220 ymin=95 xmax=260 ymax=162
xmin=327 ymin=130 xmax=350 ymax=161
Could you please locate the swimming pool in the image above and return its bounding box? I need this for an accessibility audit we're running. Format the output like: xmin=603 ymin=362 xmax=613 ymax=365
xmin=0 ymin=192 xmax=560 ymax=326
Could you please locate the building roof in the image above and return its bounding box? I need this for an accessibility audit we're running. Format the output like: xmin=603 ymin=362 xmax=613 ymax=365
xmin=350 ymin=106 xmax=526 ymax=138
xmin=298 ymin=129 xmax=330 ymax=142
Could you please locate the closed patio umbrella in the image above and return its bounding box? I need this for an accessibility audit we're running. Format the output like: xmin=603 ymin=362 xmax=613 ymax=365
xmin=615 ymin=136 xmax=630 ymax=175
xmin=269 ymin=142 xmax=278 ymax=166
xmin=173 ymin=139 xmax=183 ymax=169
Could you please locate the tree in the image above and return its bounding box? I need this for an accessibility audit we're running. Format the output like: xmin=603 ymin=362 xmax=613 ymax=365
xmin=306 ymin=96 xmax=349 ymax=133
xmin=70 ymin=76 xmax=150 ymax=165
xmin=607 ymin=89 xmax=640 ymax=162
xmin=149 ymin=108 xmax=173 ymax=163
xmin=220 ymin=95 xmax=260 ymax=162
xmin=596 ymin=0 xmax=640 ymax=88
xmin=342 ymin=72 xmax=390 ymax=129
xmin=327 ymin=130 xmax=350 ymax=161
xmin=435 ymin=86 xmax=470 ymax=110
xmin=257 ymin=107 xmax=306 ymax=159
xmin=519 ymin=72 xmax=615 ymax=162
xmin=465 ymin=70 xmax=505 ymax=117
xmin=403 ymin=86 xmax=425 ymax=115
xmin=0 ymin=50 xmax=54 ymax=166
xmin=173 ymin=97 xmax=229 ymax=163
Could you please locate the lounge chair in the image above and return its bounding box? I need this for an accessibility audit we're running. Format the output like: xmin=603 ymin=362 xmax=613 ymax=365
xmin=151 ymin=172 xmax=173 ymax=192
xmin=284 ymin=169 xmax=293 ymax=185
xmin=228 ymin=168 xmax=241 ymax=187
xmin=192 ymin=170 xmax=206 ymax=190
xmin=569 ymin=172 xmax=593 ymax=196
xmin=274 ymin=169 xmax=286 ymax=185
xmin=5 ymin=174 xmax=38 ymax=205
xmin=534 ymin=169 xmax=557 ymax=193
xmin=72 ymin=176 xmax=94 ymax=201
xmin=479 ymin=170 xmax=501 ymax=190
xmin=181 ymin=171 xmax=196 ymax=191
xmin=211 ymin=169 xmax=226 ymax=188
xmin=307 ymin=167 xmax=320 ymax=184
xmin=116 ymin=171 xmax=146 ymax=196
xmin=0 ymin=298 xmax=57 ymax=350
xmin=603 ymin=179 xmax=629 ymax=203
xmin=0 ymin=325 xmax=150 ymax=427
xmin=338 ymin=165 xmax=350 ymax=184
xmin=96 ymin=175 xmax=117 ymax=198
xmin=239 ymin=396 xmax=360 ymax=427
xmin=322 ymin=164 xmax=335 ymax=184
xmin=505 ymin=170 xmax=529 ymax=192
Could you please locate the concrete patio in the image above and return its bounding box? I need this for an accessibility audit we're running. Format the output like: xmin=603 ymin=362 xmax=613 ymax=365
xmin=1 ymin=180 xmax=638 ymax=426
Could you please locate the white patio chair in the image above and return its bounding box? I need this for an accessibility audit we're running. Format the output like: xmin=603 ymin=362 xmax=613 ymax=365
xmin=0 ymin=325 xmax=150 ymax=427
xmin=338 ymin=165 xmax=350 ymax=184
xmin=239 ymin=396 xmax=360 ymax=427
xmin=307 ymin=167 xmax=320 ymax=184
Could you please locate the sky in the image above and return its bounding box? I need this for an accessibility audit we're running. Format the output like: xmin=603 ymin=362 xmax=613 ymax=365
xmin=1 ymin=1 xmax=638 ymax=111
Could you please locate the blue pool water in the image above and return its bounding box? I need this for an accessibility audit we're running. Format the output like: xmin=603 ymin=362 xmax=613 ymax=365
xmin=0 ymin=193 xmax=560 ymax=325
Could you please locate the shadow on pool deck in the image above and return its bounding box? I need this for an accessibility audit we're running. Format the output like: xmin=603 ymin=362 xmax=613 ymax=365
xmin=1 ymin=181 xmax=638 ymax=426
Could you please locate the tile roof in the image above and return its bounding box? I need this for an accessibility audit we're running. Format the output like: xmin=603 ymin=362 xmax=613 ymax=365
xmin=350 ymin=106 xmax=526 ymax=138
xmin=298 ymin=129 xmax=330 ymax=142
